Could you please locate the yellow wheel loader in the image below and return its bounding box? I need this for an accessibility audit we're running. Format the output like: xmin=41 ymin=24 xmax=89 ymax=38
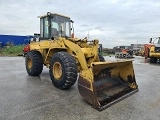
xmin=25 ymin=12 xmax=138 ymax=111
xmin=149 ymin=37 xmax=160 ymax=63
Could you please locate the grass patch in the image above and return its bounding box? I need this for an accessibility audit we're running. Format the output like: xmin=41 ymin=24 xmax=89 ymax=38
xmin=102 ymin=52 xmax=114 ymax=56
xmin=0 ymin=45 xmax=24 ymax=56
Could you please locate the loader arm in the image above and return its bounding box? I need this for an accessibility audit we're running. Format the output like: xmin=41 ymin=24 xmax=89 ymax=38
xmin=63 ymin=39 xmax=99 ymax=70
xmin=63 ymin=38 xmax=138 ymax=111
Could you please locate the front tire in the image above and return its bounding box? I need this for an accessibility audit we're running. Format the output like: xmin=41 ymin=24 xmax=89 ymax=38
xmin=25 ymin=50 xmax=43 ymax=76
xmin=49 ymin=52 xmax=78 ymax=90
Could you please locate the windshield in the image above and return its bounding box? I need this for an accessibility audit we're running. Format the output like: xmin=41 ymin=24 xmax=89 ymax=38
xmin=51 ymin=15 xmax=71 ymax=37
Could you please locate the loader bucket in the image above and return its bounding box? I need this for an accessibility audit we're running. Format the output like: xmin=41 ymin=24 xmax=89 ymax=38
xmin=78 ymin=60 xmax=138 ymax=111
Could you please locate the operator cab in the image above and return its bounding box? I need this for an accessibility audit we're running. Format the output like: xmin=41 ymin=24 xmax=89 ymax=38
xmin=39 ymin=12 xmax=74 ymax=39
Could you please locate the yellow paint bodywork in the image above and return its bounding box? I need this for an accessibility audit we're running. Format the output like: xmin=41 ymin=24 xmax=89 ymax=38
xmin=29 ymin=37 xmax=137 ymax=90
xmin=29 ymin=36 xmax=138 ymax=110
xmin=150 ymin=46 xmax=160 ymax=58
xmin=79 ymin=61 xmax=138 ymax=92
xmin=29 ymin=37 xmax=100 ymax=70
xmin=53 ymin=62 xmax=62 ymax=80
xmin=78 ymin=60 xmax=138 ymax=110
xmin=27 ymin=57 xmax=33 ymax=69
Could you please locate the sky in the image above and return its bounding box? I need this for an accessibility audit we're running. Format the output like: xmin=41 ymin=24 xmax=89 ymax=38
xmin=0 ymin=0 xmax=160 ymax=48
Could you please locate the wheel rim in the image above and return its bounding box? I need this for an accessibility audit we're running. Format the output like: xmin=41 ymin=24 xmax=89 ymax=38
xmin=53 ymin=62 xmax=62 ymax=80
xmin=28 ymin=57 xmax=32 ymax=69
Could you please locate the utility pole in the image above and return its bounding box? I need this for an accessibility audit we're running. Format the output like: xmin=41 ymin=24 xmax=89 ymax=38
xmin=87 ymin=31 xmax=90 ymax=40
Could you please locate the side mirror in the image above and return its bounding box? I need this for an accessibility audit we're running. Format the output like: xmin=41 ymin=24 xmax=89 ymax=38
xmin=149 ymin=38 xmax=152 ymax=43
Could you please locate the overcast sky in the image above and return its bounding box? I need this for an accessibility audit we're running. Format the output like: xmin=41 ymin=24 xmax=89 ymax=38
xmin=0 ymin=0 xmax=160 ymax=48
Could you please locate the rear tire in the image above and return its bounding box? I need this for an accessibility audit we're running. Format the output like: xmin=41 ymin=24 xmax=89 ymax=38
xmin=116 ymin=54 xmax=119 ymax=58
xmin=25 ymin=50 xmax=43 ymax=76
xmin=49 ymin=52 xmax=78 ymax=90
xmin=150 ymin=57 xmax=157 ymax=63
xmin=120 ymin=54 xmax=122 ymax=58
xmin=98 ymin=54 xmax=105 ymax=62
